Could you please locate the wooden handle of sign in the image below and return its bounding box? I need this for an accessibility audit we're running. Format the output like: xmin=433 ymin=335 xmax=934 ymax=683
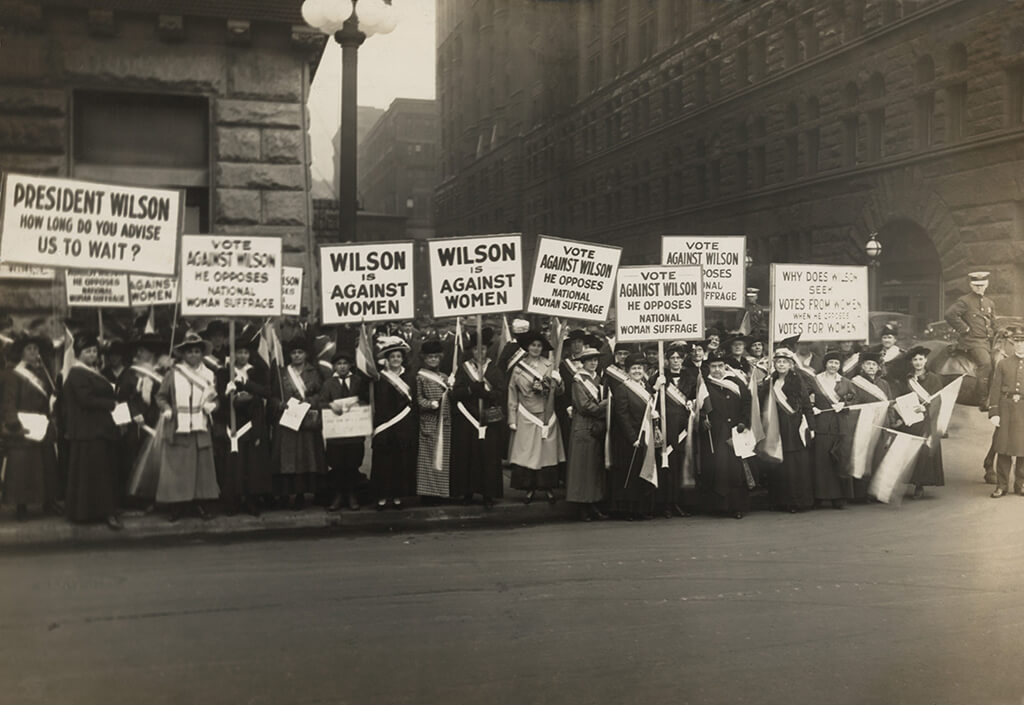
xmin=659 ymin=340 xmax=668 ymax=468
xmin=228 ymin=320 xmax=237 ymax=450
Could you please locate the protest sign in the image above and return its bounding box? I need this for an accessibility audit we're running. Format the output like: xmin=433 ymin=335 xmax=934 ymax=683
xmin=0 ymin=173 xmax=181 ymax=276
xmin=427 ymin=234 xmax=523 ymax=318
xmin=770 ymin=263 xmax=869 ymax=342
xmin=0 ymin=263 xmax=55 ymax=279
xmin=65 ymin=270 xmax=130 ymax=308
xmin=526 ymin=235 xmax=621 ymax=322
xmin=129 ymin=275 xmax=178 ymax=306
xmin=661 ymin=235 xmax=746 ymax=308
xmin=615 ymin=265 xmax=704 ymax=342
xmin=322 ymin=403 xmax=373 ymax=439
xmin=319 ymin=242 xmax=414 ymax=324
xmin=180 ymin=235 xmax=282 ymax=317
xmin=282 ymin=266 xmax=303 ymax=317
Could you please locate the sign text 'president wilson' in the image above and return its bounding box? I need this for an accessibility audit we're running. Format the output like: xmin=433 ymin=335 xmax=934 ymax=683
xmin=427 ymin=234 xmax=523 ymax=317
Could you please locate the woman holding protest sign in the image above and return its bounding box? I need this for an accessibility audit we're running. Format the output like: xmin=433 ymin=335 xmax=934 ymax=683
xmin=565 ymin=343 xmax=608 ymax=521
xmin=450 ymin=327 xmax=505 ymax=507
xmin=507 ymin=330 xmax=564 ymax=503
xmin=372 ymin=336 xmax=417 ymax=509
xmin=272 ymin=337 xmax=327 ymax=510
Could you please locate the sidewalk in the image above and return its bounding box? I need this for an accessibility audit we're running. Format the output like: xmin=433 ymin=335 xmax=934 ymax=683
xmin=0 ymin=470 xmax=577 ymax=549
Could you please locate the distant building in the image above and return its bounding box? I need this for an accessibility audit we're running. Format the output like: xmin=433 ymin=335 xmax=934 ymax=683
xmin=313 ymin=105 xmax=386 ymax=200
xmin=436 ymin=0 xmax=1024 ymax=325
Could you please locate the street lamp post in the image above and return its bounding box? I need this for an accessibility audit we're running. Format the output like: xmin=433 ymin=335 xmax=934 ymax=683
xmin=864 ymin=231 xmax=883 ymax=311
xmin=302 ymin=0 xmax=397 ymax=243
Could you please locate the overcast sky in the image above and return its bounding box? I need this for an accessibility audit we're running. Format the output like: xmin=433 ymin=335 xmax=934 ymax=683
xmin=308 ymin=1 xmax=437 ymax=193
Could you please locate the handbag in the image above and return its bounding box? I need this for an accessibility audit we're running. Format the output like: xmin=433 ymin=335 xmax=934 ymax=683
xmin=482 ymin=405 xmax=505 ymax=424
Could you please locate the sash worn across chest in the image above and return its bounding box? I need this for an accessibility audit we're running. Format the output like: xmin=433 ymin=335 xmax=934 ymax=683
xmin=131 ymin=363 xmax=163 ymax=406
xmin=814 ymin=373 xmax=842 ymax=406
xmin=14 ymin=362 xmax=49 ymax=400
xmin=286 ymin=365 xmax=308 ymax=400
xmin=705 ymin=376 xmax=741 ymax=397
xmin=772 ymin=379 xmax=798 ymax=415
xmin=417 ymin=368 xmax=450 ymax=392
xmin=908 ymin=376 xmax=931 ymax=404
xmin=574 ymin=371 xmax=602 ymax=403
xmin=173 ymin=363 xmax=214 ymax=434
xmin=462 ymin=359 xmax=492 ymax=391
xmin=381 ymin=369 xmax=412 ymax=401
xmin=852 ymin=375 xmax=888 ymax=402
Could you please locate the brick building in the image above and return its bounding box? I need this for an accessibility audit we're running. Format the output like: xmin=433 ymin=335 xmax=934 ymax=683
xmin=0 ymin=0 xmax=324 ymax=313
xmin=435 ymin=0 xmax=1024 ymax=327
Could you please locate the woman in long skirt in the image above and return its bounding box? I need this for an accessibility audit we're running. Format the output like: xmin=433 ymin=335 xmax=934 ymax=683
xmin=415 ymin=339 xmax=452 ymax=500
xmin=272 ymin=337 xmax=327 ymax=509
xmin=849 ymin=351 xmax=898 ymax=499
xmin=371 ymin=336 xmax=417 ymax=509
xmin=2 ymin=334 xmax=59 ymax=520
xmin=608 ymin=353 xmax=656 ymax=520
xmin=760 ymin=347 xmax=816 ymax=513
xmin=450 ymin=328 xmax=505 ymax=507
xmin=650 ymin=343 xmax=691 ymax=518
xmin=63 ymin=333 xmax=122 ymax=530
xmin=898 ymin=346 xmax=945 ymax=498
xmin=507 ymin=330 xmax=564 ymax=503
xmin=566 ymin=344 xmax=608 ymax=521
xmin=811 ymin=351 xmax=858 ymax=508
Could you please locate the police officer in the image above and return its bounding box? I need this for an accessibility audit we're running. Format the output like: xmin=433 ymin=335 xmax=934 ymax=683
xmin=987 ymin=326 xmax=1024 ymax=498
xmin=945 ymin=271 xmax=996 ymax=410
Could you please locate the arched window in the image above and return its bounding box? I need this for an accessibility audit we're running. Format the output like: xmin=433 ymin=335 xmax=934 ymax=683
xmin=947 ymin=43 xmax=967 ymax=141
xmin=915 ymin=56 xmax=935 ymax=148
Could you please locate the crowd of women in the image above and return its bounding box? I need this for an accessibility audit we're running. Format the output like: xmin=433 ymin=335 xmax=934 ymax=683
xmin=0 ymin=314 xmax=949 ymax=529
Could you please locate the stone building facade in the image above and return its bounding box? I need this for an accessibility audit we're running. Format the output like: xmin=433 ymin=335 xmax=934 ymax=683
xmin=435 ymin=0 xmax=1024 ymax=327
xmin=0 ymin=0 xmax=324 ymax=313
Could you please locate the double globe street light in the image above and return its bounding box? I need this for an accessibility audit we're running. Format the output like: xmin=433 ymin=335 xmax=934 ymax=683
xmin=302 ymin=0 xmax=398 ymax=242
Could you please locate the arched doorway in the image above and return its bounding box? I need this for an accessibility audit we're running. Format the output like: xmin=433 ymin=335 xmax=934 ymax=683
xmin=875 ymin=218 xmax=943 ymax=330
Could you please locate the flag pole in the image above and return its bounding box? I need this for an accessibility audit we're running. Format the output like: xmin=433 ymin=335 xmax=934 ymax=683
xmin=168 ymin=302 xmax=180 ymax=358
xmin=477 ymin=314 xmax=485 ymax=432
xmin=97 ymin=309 xmax=104 ymax=341
xmin=658 ymin=339 xmax=668 ymax=469
xmin=228 ymin=319 xmax=238 ymax=453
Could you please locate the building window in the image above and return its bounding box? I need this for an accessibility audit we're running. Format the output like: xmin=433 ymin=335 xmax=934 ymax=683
xmin=752 ymin=116 xmax=766 ymax=188
xmin=1007 ymin=28 xmax=1024 ymax=125
xmin=915 ymin=56 xmax=935 ymax=149
xmin=846 ymin=0 xmax=865 ymax=41
xmin=784 ymin=102 xmax=799 ymax=181
xmin=881 ymin=0 xmax=902 ymax=24
xmin=695 ymin=138 xmax=707 ymax=201
xmin=752 ymin=33 xmax=767 ymax=81
xmin=867 ymin=73 xmax=885 ymax=161
xmin=805 ymin=96 xmax=820 ymax=176
xmin=709 ymin=136 xmax=721 ymax=200
xmin=735 ymin=122 xmax=749 ymax=193
xmin=946 ymin=43 xmax=968 ymax=141
xmin=612 ymin=37 xmax=626 ymax=76
xmin=802 ymin=13 xmax=819 ymax=59
xmin=784 ymin=22 xmax=799 ymax=68
xmin=842 ymin=82 xmax=859 ymax=167
xmin=709 ymin=41 xmax=721 ymax=101
xmin=735 ymin=29 xmax=749 ymax=86
xmin=695 ymin=56 xmax=707 ymax=106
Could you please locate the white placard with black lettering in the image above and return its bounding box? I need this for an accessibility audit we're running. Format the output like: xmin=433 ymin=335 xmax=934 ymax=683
xmin=319 ymin=242 xmax=415 ymax=325
xmin=0 ymin=173 xmax=181 ymax=275
xmin=615 ymin=265 xmax=704 ymax=343
xmin=770 ymin=263 xmax=869 ymax=342
xmin=281 ymin=266 xmax=303 ymax=317
xmin=129 ymin=275 xmax=178 ymax=306
xmin=661 ymin=235 xmax=746 ymax=309
xmin=180 ymin=235 xmax=282 ymax=317
xmin=427 ymin=234 xmax=523 ymax=318
xmin=526 ymin=235 xmax=621 ymax=322
xmin=65 ymin=270 xmax=130 ymax=308
xmin=322 ymin=403 xmax=373 ymax=439
xmin=0 ymin=263 xmax=55 ymax=280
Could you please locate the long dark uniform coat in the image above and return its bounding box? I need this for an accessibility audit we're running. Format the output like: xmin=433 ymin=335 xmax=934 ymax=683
xmin=988 ymin=353 xmax=1024 ymax=465
xmin=897 ymin=370 xmax=945 ymax=488
xmin=63 ymin=363 xmax=120 ymax=522
xmin=449 ymin=358 xmax=505 ymax=500
xmin=217 ymin=361 xmax=274 ymax=507
xmin=810 ymin=372 xmax=858 ymax=501
xmin=608 ymin=376 xmax=654 ymax=515
xmin=2 ymin=360 xmax=58 ymax=507
xmin=760 ymin=370 xmax=816 ymax=511
xmin=701 ymin=374 xmax=751 ymax=514
xmin=566 ymin=369 xmax=607 ymax=504
xmin=371 ymin=368 xmax=418 ymax=498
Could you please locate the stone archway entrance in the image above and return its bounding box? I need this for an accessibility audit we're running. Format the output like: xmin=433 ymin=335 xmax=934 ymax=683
xmin=875 ymin=218 xmax=943 ymax=327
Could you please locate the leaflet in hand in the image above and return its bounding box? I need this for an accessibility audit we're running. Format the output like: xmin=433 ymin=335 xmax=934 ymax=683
xmin=17 ymin=412 xmax=49 ymax=442
xmin=894 ymin=392 xmax=925 ymax=426
xmin=278 ymin=398 xmax=311 ymax=431
xmin=111 ymin=402 xmax=133 ymax=426
xmin=731 ymin=427 xmax=757 ymax=458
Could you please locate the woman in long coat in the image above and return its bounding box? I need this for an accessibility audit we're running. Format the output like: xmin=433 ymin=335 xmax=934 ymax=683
xmin=450 ymin=328 xmax=505 ymax=507
xmin=650 ymin=343 xmax=691 ymax=518
xmin=415 ymin=339 xmax=452 ymax=500
xmin=760 ymin=348 xmax=816 ymax=513
xmin=700 ymin=355 xmax=752 ymax=518
xmin=371 ymin=336 xmax=417 ymax=509
xmin=898 ymin=346 xmax=945 ymax=498
xmin=119 ymin=333 xmax=165 ymax=505
xmin=811 ymin=351 xmax=858 ymax=508
xmin=849 ymin=351 xmax=898 ymax=499
xmin=608 ymin=353 xmax=655 ymax=520
xmin=2 ymin=334 xmax=59 ymax=520
xmin=218 ymin=335 xmax=274 ymax=515
xmin=507 ymin=330 xmax=564 ymax=503
xmin=155 ymin=332 xmax=221 ymax=521
xmin=63 ymin=333 xmax=123 ymax=529
xmin=566 ymin=344 xmax=608 ymax=520
xmin=272 ymin=337 xmax=327 ymax=509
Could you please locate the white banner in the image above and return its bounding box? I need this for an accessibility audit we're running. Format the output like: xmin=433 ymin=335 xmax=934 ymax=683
xmin=0 ymin=173 xmax=180 ymax=275
xmin=65 ymin=270 xmax=130 ymax=308
xmin=281 ymin=266 xmax=303 ymax=317
xmin=661 ymin=235 xmax=746 ymax=309
xmin=322 ymin=403 xmax=373 ymax=439
xmin=129 ymin=275 xmax=178 ymax=306
xmin=319 ymin=242 xmax=414 ymax=324
xmin=427 ymin=234 xmax=523 ymax=317
xmin=771 ymin=264 xmax=869 ymax=342
xmin=180 ymin=235 xmax=282 ymax=317
xmin=0 ymin=263 xmax=55 ymax=279
xmin=526 ymin=235 xmax=621 ymax=322
xmin=615 ymin=265 xmax=704 ymax=343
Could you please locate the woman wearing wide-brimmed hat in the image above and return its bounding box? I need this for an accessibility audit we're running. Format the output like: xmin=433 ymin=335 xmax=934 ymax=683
xmin=507 ymin=330 xmax=564 ymax=503
xmin=565 ymin=344 xmax=608 ymax=520
xmin=450 ymin=328 xmax=505 ymax=507
xmin=154 ymin=331 xmax=221 ymax=521
xmin=272 ymin=335 xmax=327 ymax=509
xmin=371 ymin=335 xmax=417 ymax=509
xmin=1 ymin=333 xmax=60 ymax=520
xmin=63 ymin=333 xmax=123 ymax=529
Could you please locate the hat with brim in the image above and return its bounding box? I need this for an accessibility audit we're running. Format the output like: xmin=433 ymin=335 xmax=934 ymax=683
xmin=907 ymin=345 xmax=932 ymax=360
xmin=73 ymin=332 xmax=101 ymax=356
xmin=968 ymin=271 xmax=990 ymax=285
xmin=725 ymin=334 xmax=752 ymax=349
xmin=511 ymin=318 xmax=530 ymax=334
xmin=376 ymin=335 xmax=410 ymax=359
xmin=574 ymin=346 xmax=601 ymax=362
xmin=565 ymin=328 xmax=588 ymax=343
xmin=859 ymin=351 xmax=882 ymax=365
xmin=283 ymin=337 xmax=310 ymax=356
xmin=420 ymin=339 xmax=444 ymax=356
xmin=773 ymin=347 xmax=797 ymax=361
xmin=613 ymin=342 xmax=633 ymax=354
xmin=174 ymin=331 xmax=213 ymax=354
xmin=332 ymin=349 xmax=355 ymax=364
xmin=822 ymin=350 xmax=844 ymax=364
xmin=9 ymin=333 xmax=49 ymax=360
xmin=880 ymin=324 xmax=899 ymax=339
xmin=666 ymin=342 xmax=689 ymax=358
xmin=103 ymin=339 xmax=130 ymax=358
xmin=516 ymin=330 xmax=553 ymax=354
xmin=624 ymin=352 xmax=647 ymax=370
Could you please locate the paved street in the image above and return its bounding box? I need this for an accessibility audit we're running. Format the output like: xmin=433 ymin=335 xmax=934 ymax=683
xmin=2 ymin=408 xmax=1023 ymax=705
